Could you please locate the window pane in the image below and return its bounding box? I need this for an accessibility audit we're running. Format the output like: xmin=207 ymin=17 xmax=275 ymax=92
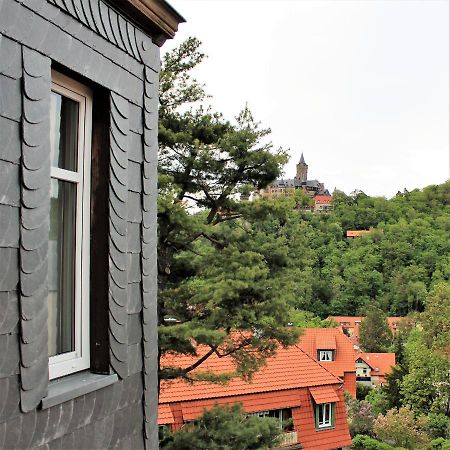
xmin=48 ymin=179 xmax=77 ymax=357
xmin=50 ymin=92 xmax=79 ymax=171
xmin=325 ymin=404 xmax=330 ymax=423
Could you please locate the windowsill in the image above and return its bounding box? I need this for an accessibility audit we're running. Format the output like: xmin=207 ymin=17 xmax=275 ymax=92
xmin=41 ymin=371 xmax=118 ymax=409
xmin=315 ymin=426 xmax=335 ymax=432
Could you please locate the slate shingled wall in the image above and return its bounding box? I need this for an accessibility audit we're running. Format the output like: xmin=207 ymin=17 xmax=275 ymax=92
xmin=0 ymin=0 xmax=160 ymax=448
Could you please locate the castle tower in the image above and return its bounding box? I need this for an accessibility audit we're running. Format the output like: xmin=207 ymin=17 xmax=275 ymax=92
xmin=295 ymin=153 xmax=308 ymax=182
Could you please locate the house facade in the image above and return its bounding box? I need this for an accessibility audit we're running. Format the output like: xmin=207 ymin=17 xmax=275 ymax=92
xmin=159 ymin=346 xmax=352 ymax=449
xmin=355 ymin=353 xmax=396 ymax=387
xmin=0 ymin=1 xmax=183 ymax=448
xmin=298 ymin=328 xmax=357 ymax=398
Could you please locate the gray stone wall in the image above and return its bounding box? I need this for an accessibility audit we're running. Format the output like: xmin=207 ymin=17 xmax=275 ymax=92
xmin=0 ymin=0 xmax=159 ymax=448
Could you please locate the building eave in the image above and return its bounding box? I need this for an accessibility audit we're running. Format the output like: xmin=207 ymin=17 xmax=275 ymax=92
xmin=108 ymin=0 xmax=185 ymax=46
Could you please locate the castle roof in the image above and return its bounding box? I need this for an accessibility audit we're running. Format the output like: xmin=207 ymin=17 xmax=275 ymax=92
xmin=270 ymin=178 xmax=322 ymax=189
xmin=299 ymin=153 xmax=306 ymax=164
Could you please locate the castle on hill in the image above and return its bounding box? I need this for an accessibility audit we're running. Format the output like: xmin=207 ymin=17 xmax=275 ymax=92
xmin=259 ymin=154 xmax=331 ymax=212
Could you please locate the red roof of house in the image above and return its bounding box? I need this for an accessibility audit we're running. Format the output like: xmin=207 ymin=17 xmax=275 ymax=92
xmin=314 ymin=195 xmax=332 ymax=204
xmin=355 ymin=353 xmax=396 ymax=376
xmin=346 ymin=230 xmax=371 ymax=237
xmin=297 ymin=328 xmax=356 ymax=378
xmin=159 ymin=345 xmax=343 ymax=404
xmin=329 ymin=316 xmax=401 ymax=333
xmin=158 ymin=404 xmax=175 ymax=425
xmin=309 ymin=385 xmax=340 ymax=404
xmin=387 ymin=317 xmax=401 ymax=330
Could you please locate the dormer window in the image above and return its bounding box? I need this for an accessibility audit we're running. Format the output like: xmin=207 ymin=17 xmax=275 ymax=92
xmin=318 ymin=350 xmax=334 ymax=362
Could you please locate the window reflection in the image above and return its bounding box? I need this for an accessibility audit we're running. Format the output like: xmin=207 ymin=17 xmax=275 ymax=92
xmin=48 ymin=179 xmax=77 ymax=357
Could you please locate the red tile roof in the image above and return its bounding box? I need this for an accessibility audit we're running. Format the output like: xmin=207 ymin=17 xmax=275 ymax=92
xmin=355 ymin=352 xmax=396 ymax=377
xmin=314 ymin=195 xmax=332 ymax=204
xmin=387 ymin=317 xmax=401 ymax=330
xmin=309 ymin=385 xmax=340 ymax=404
xmin=346 ymin=230 xmax=371 ymax=237
xmin=329 ymin=316 xmax=402 ymax=334
xmin=297 ymin=328 xmax=356 ymax=378
xmin=158 ymin=404 xmax=174 ymax=425
xmin=159 ymin=345 xmax=342 ymax=404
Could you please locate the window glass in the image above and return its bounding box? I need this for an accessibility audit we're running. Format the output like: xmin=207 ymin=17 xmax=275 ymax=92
xmin=48 ymin=179 xmax=76 ymax=357
xmin=50 ymin=92 xmax=78 ymax=171
xmin=319 ymin=350 xmax=333 ymax=361
xmin=48 ymin=71 xmax=91 ymax=379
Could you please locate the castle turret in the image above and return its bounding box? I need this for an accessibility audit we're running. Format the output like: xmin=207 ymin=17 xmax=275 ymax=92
xmin=295 ymin=153 xmax=308 ymax=182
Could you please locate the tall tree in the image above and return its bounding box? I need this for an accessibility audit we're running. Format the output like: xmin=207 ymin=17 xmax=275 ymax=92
xmin=359 ymin=305 xmax=392 ymax=352
xmin=158 ymin=38 xmax=298 ymax=382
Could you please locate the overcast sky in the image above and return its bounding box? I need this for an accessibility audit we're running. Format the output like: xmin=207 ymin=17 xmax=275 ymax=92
xmin=165 ymin=0 xmax=449 ymax=198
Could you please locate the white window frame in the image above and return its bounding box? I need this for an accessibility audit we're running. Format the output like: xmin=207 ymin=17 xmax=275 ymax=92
xmin=49 ymin=70 xmax=92 ymax=380
xmin=319 ymin=350 xmax=333 ymax=362
xmin=317 ymin=403 xmax=332 ymax=428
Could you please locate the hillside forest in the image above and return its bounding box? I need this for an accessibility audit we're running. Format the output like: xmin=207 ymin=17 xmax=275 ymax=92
xmin=158 ymin=37 xmax=450 ymax=449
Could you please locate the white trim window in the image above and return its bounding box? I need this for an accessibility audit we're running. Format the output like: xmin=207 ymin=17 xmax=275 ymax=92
xmin=48 ymin=71 xmax=92 ymax=379
xmin=318 ymin=350 xmax=333 ymax=362
xmin=316 ymin=403 xmax=333 ymax=428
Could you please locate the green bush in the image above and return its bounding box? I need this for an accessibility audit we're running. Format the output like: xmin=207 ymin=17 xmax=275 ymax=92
xmin=352 ymin=434 xmax=400 ymax=450
xmin=425 ymin=414 xmax=450 ymax=440
xmin=427 ymin=438 xmax=450 ymax=449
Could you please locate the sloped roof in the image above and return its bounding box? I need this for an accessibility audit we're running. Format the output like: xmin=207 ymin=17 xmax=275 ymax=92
xmin=356 ymin=352 xmax=396 ymax=376
xmin=346 ymin=230 xmax=371 ymax=237
xmin=309 ymin=385 xmax=340 ymax=404
xmin=314 ymin=195 xmax=332 ymax=204
xmin=298 ymin=328 xmax=356 ymax=377
xmin=330 ymin=316 xmax=401 ymax=333
xmin=387 ymin=317 xmax=401 ymax=330
xmin=158 ymin=404 xmax=174 ymax=425
xmin=159 ymin=345 xmax=342 ymax=404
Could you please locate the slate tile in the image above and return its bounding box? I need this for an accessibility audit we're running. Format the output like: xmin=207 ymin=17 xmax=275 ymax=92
xmin=0 ymin=75 xmax=21 ymax=122
xmin=126 ymin=282 xmax=142 ymax=314
xmin=0 ymin=116 xmax=21 ymax=164
xmin=0 ymin=204 xmax=19 ymax=248
xmin=0 ymin=291 xmax=19 ymax=334
xmin=126 ymin=222 xmax=141 ymax=253
xmin=0 ymin=35 xmax=21 ymax=79
xmin=0 ymin=248 xmax=18 ymax=291
xmin=128 ymin=102 xmax=143 ymax=134
xmin=127 ymin=191 xmax=142 ymax=223
xmin=0 ymin=333 xmax=20 ymax=377
xmin=127 ymin=343 xmax=143 ymax=375
xmin=128 ymin=131 xmax=143 ymax=163
xmin=127 ymin=315 xmax=142 ymax=345
xmin=127 ymin=253 xmax=141 ymax=283
xmin=127 ymin=160 xmax=142 ymax=193
xmin=0 ymin=160 xmax=20 ymax=206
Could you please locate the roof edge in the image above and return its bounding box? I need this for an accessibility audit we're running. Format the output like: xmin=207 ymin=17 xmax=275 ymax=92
xmin=109 ymin=0 xmax=185 ymax=46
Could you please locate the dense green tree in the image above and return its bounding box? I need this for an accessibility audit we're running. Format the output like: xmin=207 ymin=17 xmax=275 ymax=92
xmin=373 ymin=407 xmax=430 ymax=449
xmin=158 ymin=38 xmax=298 ymax=382
xmin=401 ymin=329 xmax=450 ymax=415
xmin=359 ymin=306 xmax=392 ymax=352
xmin=420 ymin=283 xmax=450 ymax=357
xmin=366 ymin=388 xmax=391 ymax=417
xmin=160 ymin=403 xmax=281 ymax=450
xmin=158 ymin=39 xmax=450 ymax=387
